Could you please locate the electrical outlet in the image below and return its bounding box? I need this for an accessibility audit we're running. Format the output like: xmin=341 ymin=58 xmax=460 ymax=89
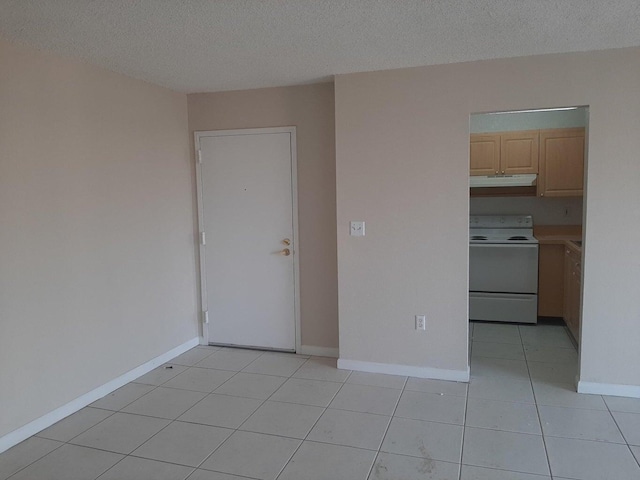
xmin=415 ymin=315 xmax=426 ymax=331
xmin=350 ymin=221 xmax=365 ymax=237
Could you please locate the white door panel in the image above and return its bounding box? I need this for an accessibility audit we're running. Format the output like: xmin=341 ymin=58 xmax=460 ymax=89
xmin=198 ymin=130 xmax=296 ymax=350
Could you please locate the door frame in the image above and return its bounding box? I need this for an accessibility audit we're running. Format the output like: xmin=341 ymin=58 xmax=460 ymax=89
xmin=194 ymin=127 xmax=301 ymax=352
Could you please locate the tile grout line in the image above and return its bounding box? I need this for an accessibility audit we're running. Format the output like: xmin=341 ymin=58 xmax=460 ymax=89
xmin=183 ymin=351 xmax=314 ymax=478
xmin=272 ymin=360 xmax=355 ymax=480
xmin=93 ymin=347 xmax=239 ymax=479
xmin=364 ymin=374 xmax=409 ymax=480
xmin=520 ymin=324 xmax=554 ymax=479
xmin=458 ymin=322 xmax=474 ymax=480
xmin=602 ymin=393 xmax=639 ymax=467
xmin=91 ymin=346 xmax=270 ymax=480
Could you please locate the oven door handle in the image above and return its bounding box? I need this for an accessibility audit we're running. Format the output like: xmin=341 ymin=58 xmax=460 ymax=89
xmin=469 ymin=244 xmax=538 ymax=248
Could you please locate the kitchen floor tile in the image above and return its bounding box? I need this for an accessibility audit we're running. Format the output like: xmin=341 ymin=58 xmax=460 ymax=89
xmin=460 ymin=464 xmax=550 ymax=480
xmin=346 ymin=371 xmax=407 ymax=389
xmin=394 ymin=390 xmax=466 ymax=424
xmin=545 ymin=436 xmax=640 ymax=480
xmin=277 ymin=441 xmax=376 ymax=480
xmin=213 ymin=372 xmax=286 ymax=399
xmin=134 ymin=364 xmax=188 ymax=386
xmin=200 ymin=431 xmax=300 ymax=480
xmin=239 ymin=400 xmax=324 ymax=439
xmin=468 ymin=376 xmax=535 ymax=404
xmin=90 ymin=383 xmax=156 ymax=411
xmin=470 ymin=357 xmax=529 ymax=379
xmin=532 ymin=381 xmax=607 ymax=410
xmin=122 ymin=386 xmax=206 ymax=419
xmin=177 ymin=393 xmax=261 ymax=428
xmin=538 ymin=405 xmax=625 ymax=443
xmin=527 ymin=361 xmax=577 ymax=384
xmin=381 ymin=416 xmax=463 ymax=463
xmin=292 ymin=357 xmax=351 ymax=382
xmin=70 ymin=412 xmax=170 ymax=454
xmin=0 ymin=437 xmax=62 ymax=480
xmin=37 ymin=407 xmax=113 ymax=442
xmin=307 ymin=409 xmax=390 ymax=450
xmin=519 ymin=325 xmax=573 ymax=348
xmin=10 ymin=444 xmax=122 ymax=480
xmin=196 ymin=349 xmax=263 ymax=371
xmin=523 ymin=345 xmax=577 ymax=364
xmin=471 ymin=341 xmax=525 ymax=360
xmin=328 ymin=383 xmax=401 ymax=415
xmin=603 ymin=395 xmax=640 ymax=414
xmin=368 ymin=452 xmax=460 ymax=480
xmin=465 ymin=397 xmax=541 ymax=434
xmin=472 ymin=323 xmax=522 ymax=344
xmin=269 ymin=377 xmax=342 ymax=407
xmin=462 ymin=427 xmax=549 ymax=476
xmin=610 ymin=411 xmax=640 ymax=446
xmin=131 ymin=421 xmax=232 ymax=467
xmin=99 ymin=455 xmax=194 ymax=480
xmin=241 ymin=354 xmax=306 ymax=377
xmin=404 ymin=377 xmax=468 ymax=396
xmin=162 ymin=367 xmax=235 ymax=393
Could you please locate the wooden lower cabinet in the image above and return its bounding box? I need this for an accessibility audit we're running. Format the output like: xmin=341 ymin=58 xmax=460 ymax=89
xmin=538 ymin=244 xmax=565 ymax=317
xmin=563 ymin=247 xmax=582 ymax=342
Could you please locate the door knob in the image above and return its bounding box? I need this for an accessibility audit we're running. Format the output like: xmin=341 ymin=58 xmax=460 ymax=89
xmin=282 ymin=238 xmax=291 ymax=246
xmin=280 ymin=248 xmax=291 ymax=256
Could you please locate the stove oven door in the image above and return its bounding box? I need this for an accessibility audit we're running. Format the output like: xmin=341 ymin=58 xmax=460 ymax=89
xmin=469 ymin=243 xmax=538 ymax=294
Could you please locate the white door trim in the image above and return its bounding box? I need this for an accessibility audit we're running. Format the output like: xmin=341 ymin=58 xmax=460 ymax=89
xmin=194 ymin=127 xmax=300 ymax=352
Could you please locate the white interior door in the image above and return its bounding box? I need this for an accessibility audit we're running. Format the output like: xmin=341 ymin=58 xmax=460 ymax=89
xmin=196 ymin=128 xmax=298 ymax=351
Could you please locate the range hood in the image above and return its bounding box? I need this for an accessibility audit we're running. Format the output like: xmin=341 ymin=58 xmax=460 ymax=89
xmin=470 ymin=174 xmax=537 ymax=188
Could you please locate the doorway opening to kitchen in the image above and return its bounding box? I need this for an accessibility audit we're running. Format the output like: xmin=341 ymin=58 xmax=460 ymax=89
xmin=468 ymin=106 xmax=588 ymax=392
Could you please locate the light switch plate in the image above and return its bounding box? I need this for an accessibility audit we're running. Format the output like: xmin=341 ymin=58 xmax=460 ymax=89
xmin=350 ymin=221 xmax=365 ymax=236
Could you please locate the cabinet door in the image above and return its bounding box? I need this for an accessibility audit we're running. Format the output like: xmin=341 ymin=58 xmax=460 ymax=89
xmin=563 ymin=248 xmax=574 ymax=331
xmin=571 ymin=258 xmax=582 ymax=343
xmin=539 ymin=128 xmax=585 ymax=197
xmin=500 ymin=131 xmax=539 ymax=174
xmin=538 ymin=244 xmax=564 ymax=317
xmin=470 ymin=134 xmax=500 ymax=176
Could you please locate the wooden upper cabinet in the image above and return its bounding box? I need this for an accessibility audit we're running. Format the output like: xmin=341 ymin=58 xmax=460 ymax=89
xmin=501 ymin=131 xmax=539 ymax=174
xmin=470 ymin=130 xmax=538 ymax=176
xmin=539 ymin=128 xmax=585 ymax=197
xmin=470 ymin=134 xmax=500 ymax=176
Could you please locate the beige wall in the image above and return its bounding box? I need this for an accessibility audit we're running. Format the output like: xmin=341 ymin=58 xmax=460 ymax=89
xmin=335 ymin=47 xmax=640 ymax=387
xmin=0 ymin=39 xmax=198 ymax=438
xmin=188 ymin=84 xmax=338 ymax=349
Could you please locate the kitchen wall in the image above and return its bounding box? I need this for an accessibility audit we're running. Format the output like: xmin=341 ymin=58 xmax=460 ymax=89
xmin=187 ymin=84 xmax=338 ymax=350
xmin=470 ymin=108 xmax=587 ymax=133
xmin=470 ymin=196 xmax=583 ymax=225
xmin=470 ymin=108 xmax=586 ymax=226
xmin=0 ymin=39 xmax=198 ymax=439
xmin=335 ymin=47 xmax=640 ymax=391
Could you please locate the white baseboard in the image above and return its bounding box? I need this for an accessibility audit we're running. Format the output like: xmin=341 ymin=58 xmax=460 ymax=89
xmin=297 ymin=345 xmax=339 ymax=358
xmin=0 ymin=337 xmax=199 ymax=454
xmin=337 ymin=358 xmax=470 ymax=382
xmin=577 ymin=380 xmax=640 ymax=398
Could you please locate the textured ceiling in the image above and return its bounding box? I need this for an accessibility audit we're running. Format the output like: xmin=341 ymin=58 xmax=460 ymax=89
xmin=1 ymin=1 xmax=639 ymax=93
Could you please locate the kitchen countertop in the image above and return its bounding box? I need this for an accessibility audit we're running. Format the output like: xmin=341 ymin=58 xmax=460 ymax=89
xmin=534 ymin=225 xmax=582 ymax=253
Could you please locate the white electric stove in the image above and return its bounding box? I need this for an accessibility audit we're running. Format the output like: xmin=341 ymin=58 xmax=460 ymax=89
xmin=469 ymin=215 xmax=539 ymax=324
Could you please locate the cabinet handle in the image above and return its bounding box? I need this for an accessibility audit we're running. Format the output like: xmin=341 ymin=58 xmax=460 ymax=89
xmin=501 ymin=170 xmax=505 ymax=174
xmin=540 ymin=193 xmax=544 ymax=196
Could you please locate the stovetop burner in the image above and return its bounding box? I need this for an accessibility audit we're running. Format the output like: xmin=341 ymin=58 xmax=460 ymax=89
xmin=508 ymin=236 xmax=529 ymax=241
xmin=471 ymin=235 xmax=487 ymax=240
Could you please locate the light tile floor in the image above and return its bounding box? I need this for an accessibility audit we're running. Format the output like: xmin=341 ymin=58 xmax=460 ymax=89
xmin=2 ymin=323 xmax=640 ymax=479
